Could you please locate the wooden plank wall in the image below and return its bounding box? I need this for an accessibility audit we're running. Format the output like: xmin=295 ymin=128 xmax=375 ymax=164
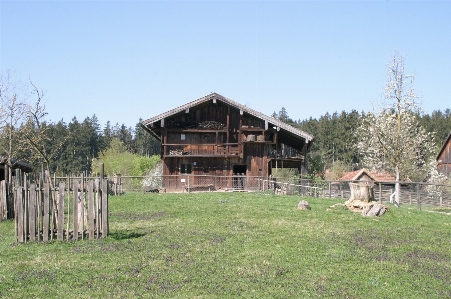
xmin=438 ymin=137 xmax=451 ymax=176
xmin=0 ymin=180 xmax=14 ymax=221
xmin=14 ymin=178 xmax=109 ymax=243
xmin=0 ymin=180 xmax=6 ymax=220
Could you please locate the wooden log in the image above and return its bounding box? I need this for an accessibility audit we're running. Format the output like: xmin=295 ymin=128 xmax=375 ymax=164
xmin=57 ymin=183 xmax=65 ymax=241
xmin=95 ymin=179 xmax=100 ymax=239
xmin=101 ymin=178 xmax=108 ymax=238
xmin=43 ymin=183 xmax=50 ymax=241
xmin=0 ymin=180 xmax=5 ymax=220
xmin=16 ymin=186 xmax=24 ymax=243
xmin=73 ymin=180 xmax=79 ymax=240
xmin=88 ymin=180 xmax=95 ymax=240
xmin=28 ymin=184 xmax=36 ymax=241
xmin=66 ymin=176 xmax=70 ymax=241
xmin=81 ymin=174 xmax=85 ymax=240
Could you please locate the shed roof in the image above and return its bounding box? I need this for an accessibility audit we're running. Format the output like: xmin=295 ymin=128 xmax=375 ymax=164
xmin=141 ymin=92 xmax=314 ymax=143
xmin=340 ymin=168 xmax=395 ymax=182
xmin=0 ymin=156 xmax=33 ymax=173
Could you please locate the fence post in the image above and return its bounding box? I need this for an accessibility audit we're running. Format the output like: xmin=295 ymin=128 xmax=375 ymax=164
xmin=16 ymin=186 xmax=24 ymax=243
xmin=188 ymin=176 xmax=190 ymax=193
xmin=329 ymin=182 xmax=331 ymax=199
xmin=43 ymin=183 xmax=50 ymax=242
xmin=101 ymin=178 xmax=109 ymax=238
xmin=73 ymin=180 xmax=79 ymax=240
xmin=57 ymin=183 xmax=65 ymax=241
xmin=28 ymin=184 xmax=36 ymax=242
xmin=379 ymin=183 xmax=382 ymax=204
xmin=88 ymin=180 xmax=95 ymax=240
xmin=417 ymin=183 xmax=421 ymax=210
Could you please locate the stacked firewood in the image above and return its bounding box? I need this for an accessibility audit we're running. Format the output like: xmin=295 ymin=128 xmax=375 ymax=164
xmin=198 ymin=121 xmax=224 ymax=130
xmin=169 ymin=149 xmax=191 ymax=155
xmin=167 ymin=120 xmax=198 ymax=129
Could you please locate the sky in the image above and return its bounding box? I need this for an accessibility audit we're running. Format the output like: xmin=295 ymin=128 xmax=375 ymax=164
xmin=1 ymin=0 xmax=451 ymax=130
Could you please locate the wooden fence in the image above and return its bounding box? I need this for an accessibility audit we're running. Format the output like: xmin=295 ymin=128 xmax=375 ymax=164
xmin=14 ymin=178 xmax=109 ymax=243
xmin=0 ymin=180 xmax=14 ymax=221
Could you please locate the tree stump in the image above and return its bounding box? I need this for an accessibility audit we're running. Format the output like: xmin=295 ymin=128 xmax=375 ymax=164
xmin=349 ymin=182 xmax=374 ymax=202
xmin=345 ymin=182 xmax=388 ymax=216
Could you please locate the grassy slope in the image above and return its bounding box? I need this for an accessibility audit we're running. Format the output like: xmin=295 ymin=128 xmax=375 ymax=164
xmin=1 ymin=192 xmax=451 ymax=298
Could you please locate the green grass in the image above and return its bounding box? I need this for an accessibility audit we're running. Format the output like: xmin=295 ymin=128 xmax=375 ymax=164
xmin=1 ymin=192 xmax=451 ymax=298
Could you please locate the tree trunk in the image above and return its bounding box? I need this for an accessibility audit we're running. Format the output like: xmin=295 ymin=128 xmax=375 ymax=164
xmin=395 ymin=170 xmax=400 ymax=205
xmin=349 ymin=182 xmax=374 ymax=202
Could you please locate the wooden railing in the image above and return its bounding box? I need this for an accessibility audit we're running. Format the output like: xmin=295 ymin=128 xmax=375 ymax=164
xmin=164 ymin=143 xmax=241 ymax=156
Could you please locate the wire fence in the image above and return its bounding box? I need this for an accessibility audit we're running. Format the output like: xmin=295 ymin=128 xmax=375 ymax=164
xmin=50 ymin=174 xmax=451 ymax=212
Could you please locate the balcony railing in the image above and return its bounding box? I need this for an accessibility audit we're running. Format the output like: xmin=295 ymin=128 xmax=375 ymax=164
xmin=163 ymin=144 xmax=240 ymax=157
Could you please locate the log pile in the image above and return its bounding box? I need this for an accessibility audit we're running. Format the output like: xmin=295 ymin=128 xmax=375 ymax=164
xmin=344 ymin=198 xmax=389 ymax=216
xmin=167 ymin=120 xmax=198 ymax=129
xmin=169 ymin=149 xmax=191 ymax=155
xmin=198 ymin=121 xmax=224 ymax=130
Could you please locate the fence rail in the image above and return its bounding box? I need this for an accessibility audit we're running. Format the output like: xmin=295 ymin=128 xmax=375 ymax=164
xmin=101 ymin=174 xmax=451 ymax=210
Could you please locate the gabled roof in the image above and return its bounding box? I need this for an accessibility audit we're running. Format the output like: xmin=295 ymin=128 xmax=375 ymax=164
xmin=340 ymin=168 xmax=395 ymax=182
xmin=141 ymin=93 xmax=314 ymax=142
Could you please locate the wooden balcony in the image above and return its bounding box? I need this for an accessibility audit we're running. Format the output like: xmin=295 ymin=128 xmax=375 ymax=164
xmin=163 ymin=143 xmax=241 ymax=157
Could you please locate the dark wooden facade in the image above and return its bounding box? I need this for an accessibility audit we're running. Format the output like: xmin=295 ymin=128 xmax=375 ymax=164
xmin=141 ymin=93 xmax=314 ymax=190
xmin=437 ymin=132 xmax=451 ymax=177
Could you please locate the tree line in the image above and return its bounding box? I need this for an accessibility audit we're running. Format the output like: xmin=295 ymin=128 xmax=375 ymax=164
xmin=11 ymin=116 xmax=160 ymax=175
xmin=272 ymin=107 xmax=451 ymax=177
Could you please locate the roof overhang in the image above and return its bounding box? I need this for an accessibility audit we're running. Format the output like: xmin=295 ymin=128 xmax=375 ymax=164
xmin=141 ymin=93 xmax=314 ymax=148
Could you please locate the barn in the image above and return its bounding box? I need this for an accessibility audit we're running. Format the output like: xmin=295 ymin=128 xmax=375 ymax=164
xmin=437 ymin=131 xmax=451 ymax=177
xmin=141 ymin=93 xmax=314 ymax=192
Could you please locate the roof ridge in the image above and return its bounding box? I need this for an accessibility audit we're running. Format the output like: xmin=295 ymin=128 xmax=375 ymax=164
xmin=141 ymin=93 xmax=314 ymax=142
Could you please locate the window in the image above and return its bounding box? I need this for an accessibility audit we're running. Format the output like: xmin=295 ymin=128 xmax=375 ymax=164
xmin=181 ymin=134 xmax=186 ymax=141
xmin=181 ymin=163 xmax=192 ymax=174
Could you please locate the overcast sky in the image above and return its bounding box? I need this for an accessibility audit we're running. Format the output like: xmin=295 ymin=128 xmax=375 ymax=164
xmin=1 ymin=1 xmax=450 ymax=129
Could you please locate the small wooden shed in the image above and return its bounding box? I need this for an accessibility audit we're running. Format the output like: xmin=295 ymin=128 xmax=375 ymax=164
xmin=1 ymin=156 xmax=34 ymax=220
xmin=340 ymin=168 xmax=395 ymax=183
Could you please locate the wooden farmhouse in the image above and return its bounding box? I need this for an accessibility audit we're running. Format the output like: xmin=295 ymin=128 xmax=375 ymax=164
xmin=437 ymin=131 xmax=451 ymax=177
xmin=141 ymin=93 xmax=314 ymax=191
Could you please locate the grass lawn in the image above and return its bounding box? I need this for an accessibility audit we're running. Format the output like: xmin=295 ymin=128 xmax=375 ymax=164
xmin=1 ymin=191 xmax=451 ymax=298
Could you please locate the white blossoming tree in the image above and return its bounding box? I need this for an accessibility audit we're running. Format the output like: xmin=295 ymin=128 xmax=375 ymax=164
xmin=356 ymin=53 xmax=435 ymax=205
xmin=425 ymin=161 xmax=449 ymax=199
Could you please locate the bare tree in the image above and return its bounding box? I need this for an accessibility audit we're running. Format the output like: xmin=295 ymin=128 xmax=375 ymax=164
xmin=356 ymin=53 xmax=435 ymax=205
xmin=0 ymin=72 xmax=28 ymax=167
xmin=20 ymin=80 xmax=69 ymax=178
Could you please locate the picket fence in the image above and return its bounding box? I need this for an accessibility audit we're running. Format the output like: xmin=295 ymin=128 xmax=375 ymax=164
xmin=14 ymin=178 xmax=109 ymax=243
